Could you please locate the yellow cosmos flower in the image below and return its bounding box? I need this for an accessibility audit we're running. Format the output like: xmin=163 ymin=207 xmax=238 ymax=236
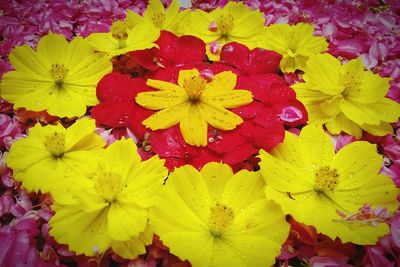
xmin=291 ymin=54 xmax=400 ymax=138
xmin=258 ymin=124 xmax=400 ymax=245
xmin=0 ymin=33 xmax=112 ymax=118
xmin=151 ymin=162 xmax=289 ymax=267
xmin=186 ymin=1 xmax=266 ymax=60
xmin=6 ymin=119 xmax=105 ymax=193
xmin=49 ymin=138 xmax=168 ymax=257
xmin=87 ymin=20 xmax=159 ymax=57
xmin=126 ymin=0 xmax=189 ymax=35
xmin=135 ymin=69 xmax=253 ymax=147
xmin=258 ymin=23 xmax=328 ymax=73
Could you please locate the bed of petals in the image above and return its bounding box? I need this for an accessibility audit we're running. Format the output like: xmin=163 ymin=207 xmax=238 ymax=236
xmin=0 ymin=0 xmax=400 ymax=266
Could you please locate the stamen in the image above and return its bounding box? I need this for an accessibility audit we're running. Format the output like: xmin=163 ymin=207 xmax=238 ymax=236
xmin=44 ymin=131 xmax=66 ymax=157
xmin=183 ymin=75 xmax=207 ymax=102
xmin=209 ymin=202 xmax=234 ymax=237
xmin=314 ymin=166 xmax=339 ymax=192
xmin=93 ymin=171 xmax=124 ymax=203
xmin=216 ymin=14 xmax=234 ymax=36
xmin=49 ymin=64 xmax=69 ymax=87
xmin=151 ymin=12 xmax=165 ymax=28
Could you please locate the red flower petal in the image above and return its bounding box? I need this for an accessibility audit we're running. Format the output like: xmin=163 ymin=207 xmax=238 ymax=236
xmin=96 ymin=72 xmax=148 ymax=102
xmin=157 ymin=30 xmax=206 ymax=66
xmin=220 ymin=42 xmax=281 ymax=74
xmin=128 ymin=48 xmax=159 ymax=71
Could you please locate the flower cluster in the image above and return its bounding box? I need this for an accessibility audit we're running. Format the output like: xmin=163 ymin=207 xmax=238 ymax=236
xmin=0 ymin=0 xmax=399 ymax=266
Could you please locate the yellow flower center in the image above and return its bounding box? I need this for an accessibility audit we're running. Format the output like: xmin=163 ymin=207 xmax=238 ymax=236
xmin=342 ymin=71 xmax=362 ymax=97
xmin=44 ymin=131 xmax=66 ymax=157
xmin=216 ymin=14 xmax=234 ymax=36
xmin=151 ymin=12 xmax=165 ymax=28
xmin=111 ymin=21 xmax=128 ymax=40
xmin=209 ymin=202 xmax=234 ymax=237
xmin=183 ymin=75 xmax=207 ymax=102
xmin=94 ymin=171 xmax=124 ymax=203
xmin=49 ymin=64 xmax=68 ymax=88
xmin=314 ymin=166 xmax=340 ymax=192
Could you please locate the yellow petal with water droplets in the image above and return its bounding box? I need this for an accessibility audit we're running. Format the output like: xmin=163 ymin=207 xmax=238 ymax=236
xmin=142 ymin=102 xmax=190 ymax=130
xmin=180 ymin=104 xmax=208 ymax=146
xmin=207 ymin=71 xmax=237 ymax=90
xmin=135 ymin=90 xmax=187 ymax=110
xmin=201 ymin=162 xmax=233 ymax=202
xmin=146 ymin=78 xmax=184 ymax=92
xmin=201 ymin=89 xmax=252 ymax=108
xmin=299 ymin=124 xmax=335 ymax=168
xmin=107 ymin=202 xmax=148 ymax=241
xmin=37 ymin=32 xmax=70 ymax=65
xmin=47 ymin=88 xmax=86 ymax=118
xmin=198 ymin=103 xmax=242 ymax=131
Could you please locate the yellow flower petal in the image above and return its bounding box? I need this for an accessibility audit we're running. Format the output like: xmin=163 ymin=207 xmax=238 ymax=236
xmin=47 ymin=88 xmax=86 ymax=117
xmin=332 ymin=142 xmax=382 ymax=188
xmin=180 ymin=104 xmax=208 ymax=146
xmin=135 ymin=90 xmax=187 ymax=110
xmin=361 ymin=121 xmax=393 ymax=136
xmin=299 ymin=124 xmax=335 ymax=167
xmin=49 ymin=207 xmax=111 ymax=256
xmin=125 ymin=10 xmax=143 ymax=28
xmin=8 ymin=45 xmax=50 ymax=79
xmin=107 ymin=202 xmax=148 ymax=241
xmin=303 ymin=53 xmax=343 ymax=94
xmin=142 ymin=102 xmax=191 ymax=130
xmin=325 ymin=113 xmax=363 ymax=138
xmin=111 ymin=224 xmax=152 ymax=259
xmin=146 ymin=78 xmax=185 ymax=92
xmin=198 ymin=103 xmax=243 ymax=130
xmin=340 ymin=100 xmax=381 ymax=126
xmin=201 ymin=162 xmax=233 ymax=202
xmin=37 ymin=32 xmax=70 ymax=65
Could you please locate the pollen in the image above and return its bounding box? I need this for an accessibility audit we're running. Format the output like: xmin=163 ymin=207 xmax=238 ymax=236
xmin=44 ymin=131 xmax=66 ymax=157
xmin=209 ymin=202 xmax=234 ymax=238
xmin=183 ymin=75 xmax=207 ymax=102
xmin=93 ymin=170 xmax=124 ymax=203
xmin=342 ymin=71 xmax=362 ymax=97
xmin=49 ymin=64 xmax=68 ymax=87
xmin=151 ymin=12 xmax=165 ymax=28
xmin=216 ymin=14 xmax=234 ymax=36
xmin=314 ymin=166 xmax=340 ymax=192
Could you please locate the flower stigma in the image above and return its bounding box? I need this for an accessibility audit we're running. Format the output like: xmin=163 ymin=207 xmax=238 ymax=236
xmin=93 ymin=170 xmax=124 ymax=203
xmin=183 ymin=74 xmax=207 ymax=102
xmin=216 ymin=14 xmax=234 ymax=37
xmin=151 ymin=12 xmax=165 ymax=28
xmin=209 ymin=202 xmax=234 ymax=238
xmin=314 ymin=166 xmax=340 ymax=192
xmin=111 ymin=21 xmax=128 ymax=48
xmin=49 ymin=64 xmax=69 ymax=88
xmin=44 ymin=131 xmax=66 ymax=157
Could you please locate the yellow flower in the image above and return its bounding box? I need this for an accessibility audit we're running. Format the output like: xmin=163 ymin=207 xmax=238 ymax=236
xmin=150 ymin=162 xmax=289 ymax=267
xmin=259 ymin=23 xmax=328 ymax=72
xmin=135 ymin=69 xmax=253 ymax=147
xmin=291 ymin=54 xmax=400 ymax=138
xmin=186 ymin=1 xmax=266 ymax=60
xmin=87 ymin=20 xmax=159 ymax=57
xmin=49 ymin=138 xmax=168 ymax=257
xmin=258 ymin=124 xmax=400 ymax=245
xmin=6 ymin=119 xmax=105 ymax=193
xmin=0 ymin=33 xmax=112 ymax=118
xmin=126 ymin=0 xmax=189 ymax=35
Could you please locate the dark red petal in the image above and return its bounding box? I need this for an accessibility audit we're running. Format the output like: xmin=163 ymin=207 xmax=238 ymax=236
xmin=96 ymin=73 xmax=148 ymax=102
xmin=207 ymin=129 xmax=247 ymax=154
xmin=150 ymin=126 xmax=186 ymax=159
xmin=231 ymin=102 xmax=263 ymax=119
xmin=128 ymin=48 xmax=159 ymax=71
xmin=127 ymin=107 xmax=153 ymax=139
xmin=91 ymin=102 xmax=135 ymax=128
xmin=247 ymin=48 xmax=282 ymax=74
xmin=190 ymin=149 xmax=221 ymax=170
xmin=220 ymin=42 xmax=250 ymax=71
xmin=222 ymin=142 xmax=258 ymax=165
xmin=250 ymin=122 xmax=285 ymax=152
xmin=157 ymin=30 xmax=206 ymax=66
